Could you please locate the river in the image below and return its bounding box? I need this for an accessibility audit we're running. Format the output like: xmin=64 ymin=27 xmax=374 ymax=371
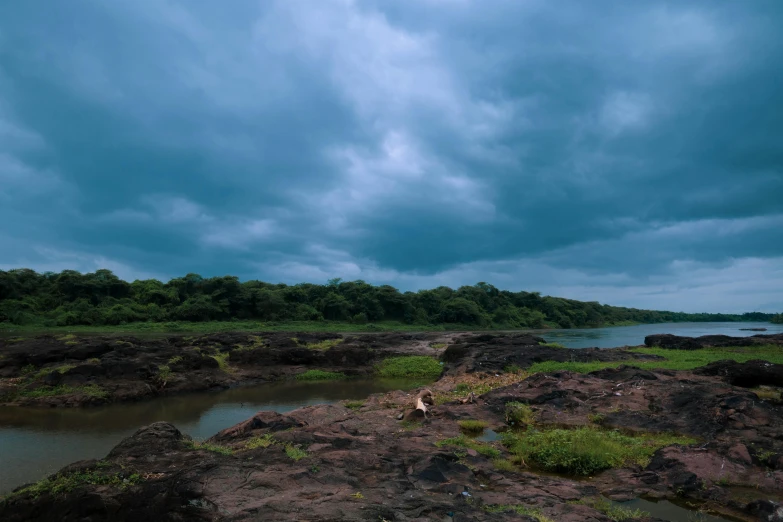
xmin=538 ymin=321 xmax=782 ymax=348
xmin=0 ymin=378 xmax=427 ymax=495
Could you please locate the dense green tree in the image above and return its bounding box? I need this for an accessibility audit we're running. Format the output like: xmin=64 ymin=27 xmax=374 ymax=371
xmin=0 ymin=268 xmax=778 ymax=328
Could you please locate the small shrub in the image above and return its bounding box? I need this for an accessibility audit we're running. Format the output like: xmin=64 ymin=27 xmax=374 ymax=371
xmin=167 ymin=356 xmax=183 ymax=365
xmin=588 ymin=413 xmax=606 ymax=424
xmin=21 ymin=364 xmax=36 ymax=375
xmin=505 ymin=402 xmax=535 ymax=427
xmin=458 ymin=419 xmax=489 ymax=434
xmin=376 ymin=356 xmax=442 ymax=378
xmin=295 ymin=370 xmax=347 ymax=381
xmin=245 ymin=434 xmax=276 ymax=450
xmin=285 ymin=444 xmax=308 ymax=461
xmin=157 ymin=365 xmax=172 ymax=381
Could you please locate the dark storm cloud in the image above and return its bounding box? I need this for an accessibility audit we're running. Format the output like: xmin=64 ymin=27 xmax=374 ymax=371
xmin=0 ymin=0 xmax=781 ymax=312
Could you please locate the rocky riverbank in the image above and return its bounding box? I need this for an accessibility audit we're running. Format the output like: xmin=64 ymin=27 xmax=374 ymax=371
xmin=1 ymin=333 xmax=783 ymax=521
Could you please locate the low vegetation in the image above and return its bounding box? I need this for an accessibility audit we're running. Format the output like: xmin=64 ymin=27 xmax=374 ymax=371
xmin=295 ymin=369 xmax=347 ymax=381
xmin=527 ymin=345 xmax=783 ymax=374
xmin=184 ymin=439 xmax=234 ymax=456
xmin=434 ymin=372 xmax=529 ymax=404
xmin=436 ymin=434 xmax=501 ymax=458
xmin=484 ymin=504 xmax=555 ymax=522
xmin=245 ymin=434 xmax=276 ymax=450
xmin=344 ymin=400 xmax=365 ymax=410
xmin=573 ymin=497 xmax=649 ymax=521
xmin=502 ymin=427 xmax=697 ymax=476
xmin=301 ymin=338 xmax=343 ymax=351
xmin=210 ymin=352 xmax=232 ymax=372
xmin=457 ymin=419 xmax=489 ymax=434
xmin=5 ymin=470 xmax=141 ymax=499
xmin=284 ymin=444 xmax=308 ymax=461
xmin=10 ymin=383 xmax=109 ymax=400
xmin=376 ymin=356 xmax=443 ymax=378
xmin=505 ymin=402 xmax=536 ymax=428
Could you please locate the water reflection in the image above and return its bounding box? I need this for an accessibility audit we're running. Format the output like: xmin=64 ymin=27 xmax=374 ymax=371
xmin=539 ymin=322 xmax=782 ymax=348
xmin=0 ymin=378 xmax=427 ymax=494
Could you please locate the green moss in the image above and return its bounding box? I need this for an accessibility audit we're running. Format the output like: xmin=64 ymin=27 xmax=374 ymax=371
xmin=376 ymin=356 xmax=442 ymax=378
xmin=184 ymin=439 xmax=234 ymax=456
xmin=458 ymin=419 xmax=489 ymax=434
xmin=7 ymin=470 xmax=141 ymax=499
xmin=436 ymin=434 xmax=501 ymax=458
xmin=245 ymin=434 xmax=276 ymax=450
xmin=344 ymin=400 xmax=365 ymax=410
xmin=295 ymin=369 xmax=347 ymax=381
xmin=284 ymin=444 xmax=308 ymax=461
xmin=502 ymin=427 xmax=697 ymax=476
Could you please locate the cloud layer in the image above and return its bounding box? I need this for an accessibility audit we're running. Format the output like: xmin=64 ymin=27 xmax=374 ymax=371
xmin=1 ymin=0 xmax=781 ymax=313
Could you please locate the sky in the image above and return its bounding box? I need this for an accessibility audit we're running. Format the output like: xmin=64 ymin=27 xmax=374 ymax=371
xmin=0 ymin=0 xmax=781 ymax=313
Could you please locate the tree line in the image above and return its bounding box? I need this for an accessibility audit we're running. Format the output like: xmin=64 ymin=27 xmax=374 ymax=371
xmin=0 ymin=269 xmax=776 ymax=329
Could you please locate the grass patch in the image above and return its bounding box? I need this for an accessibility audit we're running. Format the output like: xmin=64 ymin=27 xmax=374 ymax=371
xmin=502 ymin=427 xmax=697 ymax=476
xmin=184 ymin=440 xmax=234 ymax=456
xmin=295 ymin=369 xmax=347 ymax=381
xmin=210 ymin=352 xmax=232 ymax=372
xmin=484 ymin=504 xmax=554 ymax=522
xmin=528 ymin=345 xmax=783 ymax=375
xmin=376 ymin=356 xmax=442 ymax=378
xmin=505 ymin=401 xmax=536 ymax=427
xmin=431 ymin=343 xmax=447 ymax=349
xmin=575 ymin=497 xmax=648 ymax=521
xmin=458 ymin=419 xmax=489 ymax=434
xmin=436 ymin=434 xmax=501 ymax=458
xmin=540 ymin=342 xmax=566 ymax=349
xmin=57 ymin=334 xmax=76 ymax=341
xmin=167 ymin=355 xmax=183 ymax=365
xmin=304 ymin=338 xmax=343 ymax=351
xmin=344 ymin=400 xmax=365 ymax=410
xmin=245 ymin=434 xmax=276 ymax=450
xmin=492 ymin=458 xmax=517 ymax=472
xmin=284 ymin=444 xmax=308 ymax=461
xmin=16 ymin=383 xmax=108 ymax=400
xmin=7 ymin=470 xmax=141 ymax=499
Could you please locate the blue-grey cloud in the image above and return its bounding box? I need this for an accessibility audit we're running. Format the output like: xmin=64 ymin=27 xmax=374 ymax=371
xmin=0 ymin=0 xmax=781 ymax=313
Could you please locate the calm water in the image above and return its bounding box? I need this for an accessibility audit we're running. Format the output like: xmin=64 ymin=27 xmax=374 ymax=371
xmin=540 ymin=322 xmax=783 ymax=348
xmin=0 ymin=378 xmax=427 ymax=494
xmin=619 ymin=498 xmax=735 ymax=522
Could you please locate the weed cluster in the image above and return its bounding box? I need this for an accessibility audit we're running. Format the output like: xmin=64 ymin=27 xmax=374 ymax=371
xmin=295 ymin=369 xmax=347 ymax=381
xmin=245 ymin=434 xmax=276 ymax=450
xmin=505 ymin=401 xmax=535 ymax=427
xmin=344 ymin=400 xmax=365 ymax=410
xmin=184 ymin=439 xmax=234 ymax=456
xmin=436 ymin=434 xmax=501 ymax=458
xmin=7 ymin=470 xmax=141 ymax=499
xmin=502 ymin=427 xmax=697 ymax=476
xmin=484 ymin=504 xmax=554 ymax=522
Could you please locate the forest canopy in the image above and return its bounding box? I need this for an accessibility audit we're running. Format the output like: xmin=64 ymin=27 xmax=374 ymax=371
xmin=0 ymin=269 xmax=776 ymax=329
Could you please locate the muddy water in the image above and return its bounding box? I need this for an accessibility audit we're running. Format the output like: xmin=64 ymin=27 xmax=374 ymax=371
xmin=0 ymin=378 xmax=428 ymax=494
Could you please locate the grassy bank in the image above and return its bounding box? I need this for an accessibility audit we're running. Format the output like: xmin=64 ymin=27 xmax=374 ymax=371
xmin=527 ymin=345 xmax=783 ymax=374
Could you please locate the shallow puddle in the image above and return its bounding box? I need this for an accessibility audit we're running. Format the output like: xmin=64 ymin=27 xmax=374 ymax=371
xmin=618 ymin=498 xmax=738 ymax=522
xmin=0 ymin=378 xmax=428 ymax=494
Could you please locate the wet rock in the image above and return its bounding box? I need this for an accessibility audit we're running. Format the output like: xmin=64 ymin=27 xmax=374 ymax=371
xmin=746 ymin=499 xmax=783 ymax=521
xmin=645 ymin=333 xmax=783 ymax=349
